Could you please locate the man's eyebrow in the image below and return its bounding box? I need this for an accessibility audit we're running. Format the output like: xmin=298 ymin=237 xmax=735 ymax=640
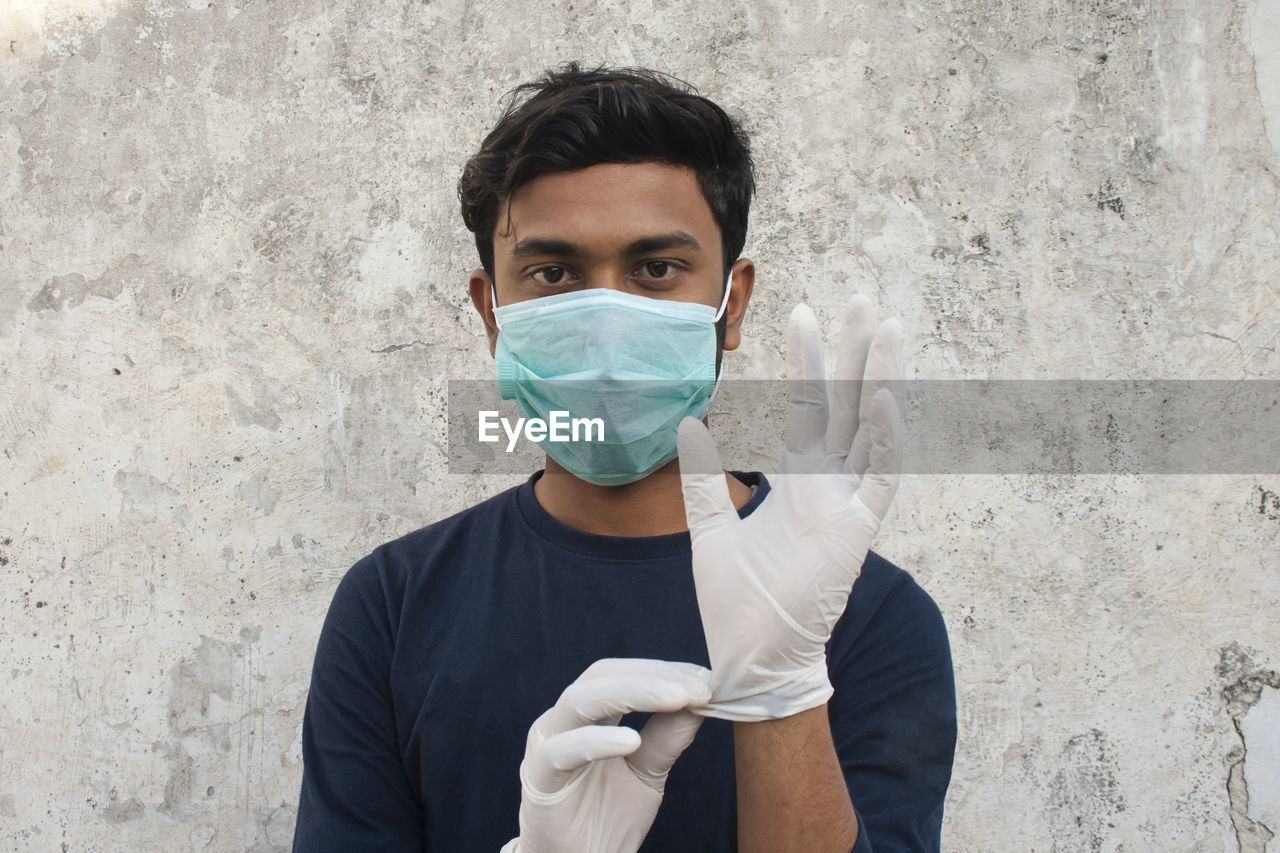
xmin=508 ymin=232 xmax=704 ymax=257
xmin=623 ymin=232 xmax=703 ymax=255
xmin=510 ymin=237 xmax=584 ymax=257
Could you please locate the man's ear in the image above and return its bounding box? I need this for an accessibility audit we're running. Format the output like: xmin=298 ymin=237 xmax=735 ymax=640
xmin=722 ymin=258 xmax=755 ymax=352
xmin=468 ymin=268 xmax=499 ymax=358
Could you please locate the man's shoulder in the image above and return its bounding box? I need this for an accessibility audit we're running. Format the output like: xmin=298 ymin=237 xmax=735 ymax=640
xmin=335 ymin=480 xmax=527 ymax=597
xmin=842 ymin=549 xmax=950 ymax=653
xmin=381 ymin=481 xmax=524 ymax=558
xmin=851 ymin=549 xmax=931 ymax=613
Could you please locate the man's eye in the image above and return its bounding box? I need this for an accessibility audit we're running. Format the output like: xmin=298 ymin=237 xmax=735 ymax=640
xmin=642 ymin=261 xmax=673 ymax=278
xmin=533 ymin=266 xmax=568 ymax=285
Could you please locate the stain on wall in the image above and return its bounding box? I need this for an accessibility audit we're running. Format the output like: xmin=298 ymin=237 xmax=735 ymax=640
xmin=1048 ymin=728 xmax=1128 ymax=852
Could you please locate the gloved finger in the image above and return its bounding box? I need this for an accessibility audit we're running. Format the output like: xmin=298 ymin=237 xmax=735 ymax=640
xmin=846 ymin=317 xmax=906 ymax=478
xmin=522 ymin=724 xmax=643 ymax=794
xmin=676 ymin=418 xmax=738 ymax=542
xmin=860 ymin=316 xmax=905 ymax=415
xmin=545 ymin=659 xmax=713 ymax=735
xmin=627 ymin=710 xmax=705 ymax=789
xmin=850 ymin=387 xmax=903 ymax=519
xmin=544 ymin=725 xmax=643 ymax=773
xmin=575 ymin=658 xmax=712 ymax=701
xmin=784 ymin=304 xmax=828 ymax=457
xmin=826 ymin=295 xmax=877 ymax=462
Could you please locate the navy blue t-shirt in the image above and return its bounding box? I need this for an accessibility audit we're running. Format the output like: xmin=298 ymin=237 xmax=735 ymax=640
xmin=293 ymin=471 xmax=956 ymax=852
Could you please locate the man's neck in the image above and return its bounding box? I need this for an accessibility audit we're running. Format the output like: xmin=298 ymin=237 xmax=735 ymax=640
xmin=532 ymin=456 xmax=755 ymax=536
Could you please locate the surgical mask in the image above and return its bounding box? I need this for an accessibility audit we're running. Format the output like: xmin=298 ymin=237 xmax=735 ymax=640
xmin=492 ymin=277 xmax=732 ymax=486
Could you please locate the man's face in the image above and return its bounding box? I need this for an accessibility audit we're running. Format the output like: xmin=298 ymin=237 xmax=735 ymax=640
xmin=469 ymin=161 xmax=753 ymax=356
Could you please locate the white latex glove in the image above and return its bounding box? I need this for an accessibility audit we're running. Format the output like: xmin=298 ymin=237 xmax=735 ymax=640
xmin=677 ymin=294 xmax=905 ymax=722
xmin=500 ymin=658 xmax=713 ymax=853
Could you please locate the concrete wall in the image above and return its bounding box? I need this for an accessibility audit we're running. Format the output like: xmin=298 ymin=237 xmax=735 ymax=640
xmin=1 ymin=0 xmax=1277 ymax=849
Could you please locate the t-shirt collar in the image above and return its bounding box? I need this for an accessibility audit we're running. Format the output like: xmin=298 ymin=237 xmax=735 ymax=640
xmin=513 ymin=469 xmax=772 ymax=562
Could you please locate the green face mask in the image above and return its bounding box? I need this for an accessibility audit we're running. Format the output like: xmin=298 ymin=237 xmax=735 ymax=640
xmin=493 ymin=279 xmax=731 ymax=486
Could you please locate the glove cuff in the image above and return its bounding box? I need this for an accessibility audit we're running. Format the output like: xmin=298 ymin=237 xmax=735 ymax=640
xmin=696 ymin=662 xmax=834 ymax=722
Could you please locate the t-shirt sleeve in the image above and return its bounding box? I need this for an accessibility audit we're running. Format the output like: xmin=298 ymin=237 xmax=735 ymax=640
xmin=293 ymin=555 xmax=424 ymax=852
xmin=827 ymin=569 xmax=957 ymax=853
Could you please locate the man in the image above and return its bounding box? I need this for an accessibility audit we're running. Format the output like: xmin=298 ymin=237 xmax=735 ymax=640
xmin=293 ymin=64 xmax=955 ymax=852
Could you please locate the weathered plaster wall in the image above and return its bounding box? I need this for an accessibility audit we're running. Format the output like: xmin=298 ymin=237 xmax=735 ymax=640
xmin=1 ymin=0 xmax=1276 ymax=849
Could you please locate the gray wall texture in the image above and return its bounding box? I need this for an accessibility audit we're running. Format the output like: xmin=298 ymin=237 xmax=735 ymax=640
xmin=2 ymin=0 xmax=1278 ymax=849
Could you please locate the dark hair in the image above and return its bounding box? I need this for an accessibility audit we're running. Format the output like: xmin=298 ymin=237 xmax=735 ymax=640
xmin=458 ymin=62 xmax=755 ymax=281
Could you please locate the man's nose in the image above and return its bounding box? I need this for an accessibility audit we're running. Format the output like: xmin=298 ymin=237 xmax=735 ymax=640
xmin=592 ymin=270 xmax=631 ymax=293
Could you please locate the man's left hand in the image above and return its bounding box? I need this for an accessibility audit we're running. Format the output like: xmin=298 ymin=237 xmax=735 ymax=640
xmin=677 ymin=294 xmax=905 ymax=722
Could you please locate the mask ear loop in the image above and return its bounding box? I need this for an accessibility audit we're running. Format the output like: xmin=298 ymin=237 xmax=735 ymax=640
xmin=490 ymin=281 xmax=504 ymax=330
xmin=707 ymin=271 xmax=734 ymax=407
xmin=712 ymin=271 xmax=733 ymax=322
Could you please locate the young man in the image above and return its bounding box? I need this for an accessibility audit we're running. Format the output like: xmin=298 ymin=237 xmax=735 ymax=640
xmin=293 ymin=65 xmax=956 ymax=852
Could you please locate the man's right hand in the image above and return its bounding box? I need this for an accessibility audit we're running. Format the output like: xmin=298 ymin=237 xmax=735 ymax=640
xmin=500 ymin=658 xmax=712 ymax=853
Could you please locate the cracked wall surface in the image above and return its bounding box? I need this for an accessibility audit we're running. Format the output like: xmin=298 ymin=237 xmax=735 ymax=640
xmin=1240 ymin=686 xmax=1280 ymax=850
xmin=1 ymin=0 xmax=1278 ymax=849
xmin=1222 ymin=644 xmax=1280 ymax=852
